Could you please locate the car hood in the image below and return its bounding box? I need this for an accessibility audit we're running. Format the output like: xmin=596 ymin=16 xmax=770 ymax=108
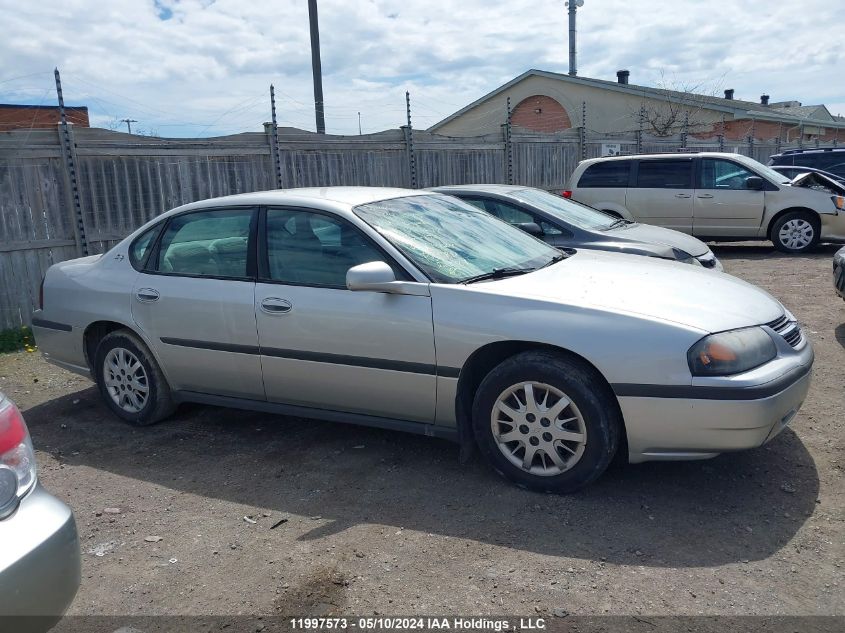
xmin=790 ymin=171 xmax=845 ymax=195
xmin=603 ymin=223 xmax=709 ymax=257
xmin=472 ymin=250 xmax=782 ymax=333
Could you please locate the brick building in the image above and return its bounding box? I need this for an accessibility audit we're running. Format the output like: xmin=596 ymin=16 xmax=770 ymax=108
xmin=429 ymin=69 xmax=845 ymax=143
xmin=0 ymin=104 xmax=90 ymax=132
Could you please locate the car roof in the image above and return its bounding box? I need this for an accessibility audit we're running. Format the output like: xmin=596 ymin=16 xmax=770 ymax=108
xmin=429 ymin=184 xmax=532 ymax=195
xmin=577 ymin=151 xmax=757 ymax=166
xmin=164 ymin=187 xmax=431 ymax=217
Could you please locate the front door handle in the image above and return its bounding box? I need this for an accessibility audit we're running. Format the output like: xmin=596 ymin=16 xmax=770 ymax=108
xmin=675 ymin=193 xmax=692 ymax=198
xmin=260 ymin=297 xmax=292 ymax=315
xmin=697 ymin=194 xmax=714 ymax=199
xmin=136 ymin=288 xmax=160 ymax=302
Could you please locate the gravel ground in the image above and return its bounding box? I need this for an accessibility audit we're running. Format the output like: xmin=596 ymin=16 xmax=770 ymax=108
xmin=1 ymin=243 xmax=843 ymax=622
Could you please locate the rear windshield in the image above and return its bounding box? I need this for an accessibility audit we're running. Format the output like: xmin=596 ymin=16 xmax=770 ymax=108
xmin=577 ymin=161 xmax=630 ymax=188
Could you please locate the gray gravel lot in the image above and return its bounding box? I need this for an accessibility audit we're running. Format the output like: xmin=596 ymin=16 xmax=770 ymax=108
xmin=1 ymin=243 xmax=843 ymax=621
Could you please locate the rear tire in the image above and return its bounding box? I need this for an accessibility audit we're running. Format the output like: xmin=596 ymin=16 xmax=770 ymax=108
xmin=471 ymin=350 xmax=620 ymax=493
xmin=770 ymin=211 xmax=820 ymax=253
xmin=94 ymin=329 xmax=175 ymax=426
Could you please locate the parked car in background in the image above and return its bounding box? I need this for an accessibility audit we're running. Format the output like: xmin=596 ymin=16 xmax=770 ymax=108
xmin=567 ymin=152 xmax=845 ymax=253
xmin=430 ymin=184 xmax=722 ymax=270
xmin=34 ymin=188 xmax=812 ymax=492
xmin=0 ymin=393 xmax=80 ymax=630
xmin=835 ymin=247 xmax=845 ymax=300
xmin=770 ymin=165 xmax=845 ymax=187
xmin=769 ymin=147 xmax=845 ymax=180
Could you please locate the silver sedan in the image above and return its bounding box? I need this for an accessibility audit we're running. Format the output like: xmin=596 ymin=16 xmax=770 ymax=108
xmin=33 ymin=188 xmax=813 ymax=492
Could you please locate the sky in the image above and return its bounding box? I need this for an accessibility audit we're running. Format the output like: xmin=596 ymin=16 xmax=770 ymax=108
xmin=2 ymin=0 xmax=844 ymax=138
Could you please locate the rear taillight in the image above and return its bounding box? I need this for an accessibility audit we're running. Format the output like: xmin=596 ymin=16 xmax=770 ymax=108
xmin=562 ymin=190 xmax=573 ymax=198
xmin=0 ymin=397 xmax=37 ymax=517
xmin=39 ymin=276 xmax=45 ymax=310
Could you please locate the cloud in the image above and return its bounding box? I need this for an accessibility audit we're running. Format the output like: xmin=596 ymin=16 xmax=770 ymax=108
xmin=1 ymin=0 xmax=843 ymax=136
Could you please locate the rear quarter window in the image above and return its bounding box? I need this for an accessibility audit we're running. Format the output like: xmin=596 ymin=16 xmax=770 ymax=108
xmin=577 ymin=161 xmax=630 ymax=188
xmin=129 ymin=223 xmax=162 ymax=270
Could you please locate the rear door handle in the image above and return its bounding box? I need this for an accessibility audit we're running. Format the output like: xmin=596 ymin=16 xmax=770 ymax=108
xmin=260 ymin=297 xmax=292 ymax=314
xmin=697 ymin=194 xmax=714 ymax=199
xmin=135 ymin=288 xmax=160 ymax=302
xmin=675 ymin=193 xmax=692 ymax=198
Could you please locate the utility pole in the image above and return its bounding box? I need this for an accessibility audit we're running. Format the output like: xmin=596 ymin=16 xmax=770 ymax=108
xmin=565 ymin=0 xmax=584 ymax=76
xmin=308 ymin=0 xmax=326 ymax=134
xmin=120 ymin=118 xmax=137 ymax=134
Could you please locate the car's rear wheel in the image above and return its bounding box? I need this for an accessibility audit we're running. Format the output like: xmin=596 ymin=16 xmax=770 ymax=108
xmin=771 ymin=211 xmax=820 ymax=253
xmin=94 ymin=329 xmax=175 ymax=426
xmin=471 ymin=350 xmax=620 ymax=493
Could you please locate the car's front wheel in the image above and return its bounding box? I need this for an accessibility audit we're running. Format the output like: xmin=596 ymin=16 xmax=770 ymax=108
xmin=472 ymin=350 xmax=621 ymax=493
xmin=94 ymin=329 xmax=175 ymax=426
xmin=771 ymin=211 xmax=820 ymax=253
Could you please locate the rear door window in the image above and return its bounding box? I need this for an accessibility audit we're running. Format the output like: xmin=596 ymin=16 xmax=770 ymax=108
xmin=155 ymin=208 xmax=254 ymax=278
xmin=578 ymin=161 xmax=630 ymax=188
xmin=636 ymin=160 xmax=693 ymax=189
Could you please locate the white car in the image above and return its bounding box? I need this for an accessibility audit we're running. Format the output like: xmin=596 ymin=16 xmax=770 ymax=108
xmin=567 ymin=152 xmax=845 ymax=253
xmin=33 ymin=188 xmax=813 ymax=492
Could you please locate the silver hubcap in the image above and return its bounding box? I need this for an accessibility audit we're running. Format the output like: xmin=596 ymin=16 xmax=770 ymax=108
xmin=778 ymin=219 xmax=814 ymax=250
xmin=103 ymin=348 xmax=149 ymax=413
xmin=490 ymin=381 xmax=587 ymax=477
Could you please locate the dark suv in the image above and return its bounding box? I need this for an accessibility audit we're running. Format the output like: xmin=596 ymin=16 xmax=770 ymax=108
xmin=769 ymin=147 xmax=845 ymax=180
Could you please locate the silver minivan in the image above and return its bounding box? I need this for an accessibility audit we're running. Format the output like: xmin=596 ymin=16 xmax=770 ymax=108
xmin=567 ymin=152 xmax=845 ymax=253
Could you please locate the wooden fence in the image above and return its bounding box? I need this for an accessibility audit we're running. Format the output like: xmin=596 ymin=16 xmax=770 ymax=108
xmin=0 ymin=124 xmax=797 ymax=329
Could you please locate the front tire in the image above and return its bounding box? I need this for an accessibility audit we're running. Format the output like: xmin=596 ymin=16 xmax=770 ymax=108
xmin=771 ymin=211 xmax=820 ymax=253
xmin=472 ymin=350 xmax=620 ymax=493
xmin=94 ymin=329 xmax=175 ymax=426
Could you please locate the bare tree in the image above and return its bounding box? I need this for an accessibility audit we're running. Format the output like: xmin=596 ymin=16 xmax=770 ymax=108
xmin=632 ymin=71 xmax=725 ymax=138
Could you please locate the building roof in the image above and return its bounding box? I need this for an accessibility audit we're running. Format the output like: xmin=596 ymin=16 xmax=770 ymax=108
xmin=429 ymin=69 xmax=845 ymax=131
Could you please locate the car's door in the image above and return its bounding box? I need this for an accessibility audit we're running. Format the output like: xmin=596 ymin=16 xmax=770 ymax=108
xmin=131 ymin=207 xmax=264 ymax=399
xmin=624 ymin=158 xmax=694 ymax=233
xmin=693 ymin=157 xmax=764 ymax=237
xmin=460 ymin=197 xmax=573 ymax=246
xmin=255 ymin=207 xmax=436 ymax=423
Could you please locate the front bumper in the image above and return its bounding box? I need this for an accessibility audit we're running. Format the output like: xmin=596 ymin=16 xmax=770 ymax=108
xmin=619 ymin=335 xmax=813 ymax=463
xmin=0 ymin=485 xmax=81 ymax=622
xmin=834 ymin=247 xmax=845 ymax=300
xmin=821 ymin=211 xmax=845 ymax=243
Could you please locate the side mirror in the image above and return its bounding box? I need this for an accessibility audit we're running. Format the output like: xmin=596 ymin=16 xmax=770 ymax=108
xmin=745 ymin=176 xmax=764 ymax=190
xmin=346 ymin=261 xmax=429 ymax=296
xmin=516 ymin=222 xmax=544 ymax=236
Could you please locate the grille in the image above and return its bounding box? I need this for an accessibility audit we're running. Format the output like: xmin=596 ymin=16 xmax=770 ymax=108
xmin=765 ymin=314 xmax=802 ymax=348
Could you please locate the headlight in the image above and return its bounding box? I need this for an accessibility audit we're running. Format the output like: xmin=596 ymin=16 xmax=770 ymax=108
xmin=672 ymin=248 xmax=702 ymax=266
xmin=687 ymin=327 xmax=777 ymax=376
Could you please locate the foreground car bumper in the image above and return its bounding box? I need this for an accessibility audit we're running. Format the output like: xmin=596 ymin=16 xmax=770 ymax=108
xmin=834 ymin=247 xmax=845 ymax=300
xmin=618 ymin=340 xmax=813 ymax=463
xmin=0 ymin=485 xmax=81 ymax=622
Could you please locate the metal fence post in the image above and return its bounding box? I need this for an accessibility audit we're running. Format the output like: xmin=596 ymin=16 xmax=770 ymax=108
xmin=747 ymin=118 xmax=755 ymax=156
xmin=54 ymin=68 xmax=89 ymax=256
xmin=267 ymin=85 xmax=284 ymax=189
xmin=636 ymin=106 xmax=644 ymax=153
xmin=718 ymin=114 xmax=725 ymax=152
xmin=798 ymin=123 xmax=804 ymax=149
xmin=579 ymin=101 xmax=587 ymax=160
xmin=680 ymin=111 xmax=689 ymax=149
xmin=404 ymin=91 xmax=417 ymax=189
xmin=775 ymin=123 xmax=782 ymax=154
xmin=505 ymin=97 xmax=514 ymax=185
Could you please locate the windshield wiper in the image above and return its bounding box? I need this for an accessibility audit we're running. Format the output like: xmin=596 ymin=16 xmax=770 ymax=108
xmin=461 ymin=267 xmax=532 ymax=284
